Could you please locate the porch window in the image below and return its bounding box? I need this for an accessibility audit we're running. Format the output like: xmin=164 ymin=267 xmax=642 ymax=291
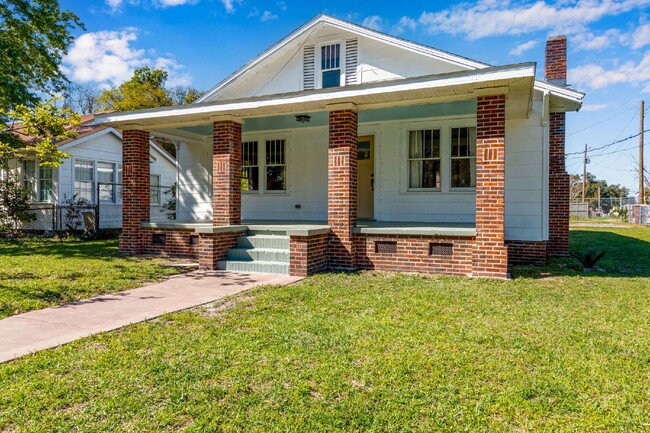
xmin=97 ymin=162 xmax=116 ymax=203
xmin=451 ymin=127 xmax=477 ymax=188
xmin=150 ymin=174 xmax=161 ymax=205
xmin=408 ymin=129 xmax=441 ymax=189
xmin=266 ymin=139 xmax=286 ymax=191
xmin=241 ymin=141 xmax=259 ymax=191
xmin=74 ymin=159 xmax=94 ymax=202
xmin=21 ymin=160 xmax=37 ymax=201
xmin=321 ymin=43 xmax=341 ymax=88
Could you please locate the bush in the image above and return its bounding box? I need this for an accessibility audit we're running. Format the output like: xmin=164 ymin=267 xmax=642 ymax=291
xmin=0 ymin=174 xmax=35 ymax=230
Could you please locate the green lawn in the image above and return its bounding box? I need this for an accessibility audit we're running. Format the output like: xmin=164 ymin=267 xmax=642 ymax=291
xmin=1 ymin=227 xmax=649 ymax=432
xmin=0 ymin=238 xmax=181 ymax=319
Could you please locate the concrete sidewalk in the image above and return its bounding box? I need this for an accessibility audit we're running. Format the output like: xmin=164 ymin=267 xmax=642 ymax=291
xmin=0 ymin=270 xmax=301 ymax=363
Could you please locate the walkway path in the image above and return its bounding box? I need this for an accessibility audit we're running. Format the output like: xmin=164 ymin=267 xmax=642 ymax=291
xmin=0 ymin=270 xmax=301 ymax=363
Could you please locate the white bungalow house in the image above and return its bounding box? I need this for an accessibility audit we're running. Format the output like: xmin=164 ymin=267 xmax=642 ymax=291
xmin=94 ymin=14 xmax=584 ymax=278
xmin=4 ymin=114 xmax=177 ymax=230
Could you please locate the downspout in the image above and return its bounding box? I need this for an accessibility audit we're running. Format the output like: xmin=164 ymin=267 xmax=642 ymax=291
xmin=541 ymin=90 xmax=550 ymax=241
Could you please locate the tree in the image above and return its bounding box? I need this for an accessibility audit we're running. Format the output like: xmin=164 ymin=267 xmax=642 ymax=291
xmin=0 ymin=0 xmax=83 ymax=110
xmin=0 ymin=173 xmax=35 ymax=230
xmin=1 ymin=98 xmax=80 ymax=167
xmin=170 ymin=86 xmax=205 ymax=105
xmin=98 ymin=67 xmax=174 ymax=111
xmin=64 ymin=83 xmax=101 ymax=115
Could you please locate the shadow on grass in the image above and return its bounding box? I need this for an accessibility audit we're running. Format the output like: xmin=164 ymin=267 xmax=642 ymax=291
xmin=512 ymin=229 xmax=650 ymax=279
xmin=0 ymin=238 xmax=122 ymax=260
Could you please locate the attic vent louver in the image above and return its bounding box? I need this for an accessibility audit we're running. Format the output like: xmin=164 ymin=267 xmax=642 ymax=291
xmin=345 ymin=38 xmax=358 ymax=85
xmin=303 ymin=45 xmax=315 ymax=90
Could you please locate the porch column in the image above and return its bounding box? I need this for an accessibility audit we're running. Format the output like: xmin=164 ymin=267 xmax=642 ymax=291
xmin=212 ymin=117 xmax=242 ymax=226
xmin=120 ymin=129 xmax=150 ymax=255
xmin=472 ymin=95 xmax=508 ymax=278
xmin=328 ymin=105 xmax=358 ymax=270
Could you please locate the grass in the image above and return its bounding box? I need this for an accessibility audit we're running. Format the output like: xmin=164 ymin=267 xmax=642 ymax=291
xmin=1 ymin=227 xmax=649 ymax=431
xmin=0 ymin=238 xmax=181 ymax=319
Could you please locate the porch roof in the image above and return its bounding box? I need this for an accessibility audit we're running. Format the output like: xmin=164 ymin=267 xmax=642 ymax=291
xmin=94 ymin=63 xmax=552 ymax=133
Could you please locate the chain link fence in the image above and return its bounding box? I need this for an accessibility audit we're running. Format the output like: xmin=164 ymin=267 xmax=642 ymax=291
xmin=570 ymin=197 xmax=636 ymax=219
xmin=1 ymin=182 xmax=175 ymax=238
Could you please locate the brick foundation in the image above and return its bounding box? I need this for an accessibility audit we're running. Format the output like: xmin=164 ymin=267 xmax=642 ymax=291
xmin=213 ymin=119 xmax=242 ymax=226
xmin=120 ymin=129 xmax=150 ymax=255
xmin=198 ymin=231 xmax=245 ymax=270
xmin=328 ymin=108 xmax=358 ymax=270
xmin=355 ymin=234 xmax=475 ymax=276
xmin=473 ymin=95 xmax=508 ymax=278
xmin=506 ymin=241 xmax=548 ymax=266
xmin=142 ymin=228 xmax=200 ymax=259
xmin=289 ymin=234 xmax=329 ymax=277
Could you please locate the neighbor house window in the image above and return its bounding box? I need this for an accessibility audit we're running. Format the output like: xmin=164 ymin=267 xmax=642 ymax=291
xmin=97 ymin=162 xmax=116 ymax=203
xmin=321 ymin=43 xmax=341 ymax=88
xmin=451 ymin=127 xmax=477 ymax=188
xmin=408 ymin=129 xmax=441 ymax=189
xmin=38 ymin=166 xmax=53 ymax=202
xmin=74 ymin=159 xmax=94 ymax=202
xmin=150 ymin=174 xmax=161 ymax=205
xmin=22 ymin=160 xmax=37 ymax=201
xmin=241 ymin=141 xmax=259 ymax=191
xmin=266 ymin=139 xmax=286 ymax=191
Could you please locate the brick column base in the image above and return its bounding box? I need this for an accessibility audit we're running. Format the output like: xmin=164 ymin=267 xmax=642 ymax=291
xmin=289 ymin=234 xmax=329 ymax=276
xmin=198 ymin=231 xmax=243 ymax=270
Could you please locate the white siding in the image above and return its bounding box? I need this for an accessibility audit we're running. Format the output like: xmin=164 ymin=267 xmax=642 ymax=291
xmin=177 ymin=141 xmax=212 ymax=221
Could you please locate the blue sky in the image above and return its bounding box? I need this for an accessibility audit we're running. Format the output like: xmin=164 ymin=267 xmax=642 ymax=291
xmin=59 ymin=0 xmax=650 ymax=194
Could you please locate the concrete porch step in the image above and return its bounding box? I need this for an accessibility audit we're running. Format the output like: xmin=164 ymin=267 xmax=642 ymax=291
xmin=236 ymin=234 xmax=290 ymax=250
xmin=227 ymin=247 xmax=290 ymax=263
xmin=216 ymin=259 xmax=290 ymax=275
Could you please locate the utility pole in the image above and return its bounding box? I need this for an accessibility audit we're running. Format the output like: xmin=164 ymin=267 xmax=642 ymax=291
xmin=640 ymin=100 xmax=645 ymax=204
xmin=582 ymin=143 xmax=588 ymax=203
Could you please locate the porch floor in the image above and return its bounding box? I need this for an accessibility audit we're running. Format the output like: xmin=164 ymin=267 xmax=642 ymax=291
xmin=141 ymin=220 xmax=476 ymax=237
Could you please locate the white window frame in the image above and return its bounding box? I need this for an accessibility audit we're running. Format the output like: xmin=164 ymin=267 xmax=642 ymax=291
xmin=400 ymin=116 xmax=477 ymax=195
xmin=150 ymin=173 xmax=162 ymax=205
xmin=21 ymin=160 xmax=54 ymax=203
xmin=241 ymin=140 xmax=260 ymax=193
xmin=449 ymin=126 xmax=477 ymax=190
xmin=316 ymin=40 xmax=345 ymax=89
xmin=406 ymin=128 xmax=442 ymax=192
xmin=240 ymin=134 xmax=290 ymax=195
xmin=97 ymin=161 xmax=117 ymax=203
xmin=74 ymin=159 xmax=95 ymax=202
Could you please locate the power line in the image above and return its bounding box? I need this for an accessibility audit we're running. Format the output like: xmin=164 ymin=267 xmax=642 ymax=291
xmin=566 ymin=127 xmax=650 ymax=156
xmin=567 ymin=105 xmax=637 ymax=137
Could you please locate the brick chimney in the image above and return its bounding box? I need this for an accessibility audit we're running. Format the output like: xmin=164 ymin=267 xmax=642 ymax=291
xmin=545 ymin=35 xmax=567 ymax=86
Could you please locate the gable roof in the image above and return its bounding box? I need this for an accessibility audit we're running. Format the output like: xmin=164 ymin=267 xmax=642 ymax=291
xmin=196 ymin=13 xmax=583 ymax=110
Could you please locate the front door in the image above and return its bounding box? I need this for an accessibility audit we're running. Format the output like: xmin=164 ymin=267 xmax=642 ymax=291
xmin=357 ymin=136 xmax=374 ymax=219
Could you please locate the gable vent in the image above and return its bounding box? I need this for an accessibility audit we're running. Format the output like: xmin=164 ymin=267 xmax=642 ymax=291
xmin=345 ymin=38 xmax=358 ymax=85
xmin=303 ymin=45 xmax=315 ymax=90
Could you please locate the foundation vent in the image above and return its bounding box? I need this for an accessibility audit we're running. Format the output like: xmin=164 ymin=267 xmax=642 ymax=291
xmin=375 ymin=241 xmax=397 ymax=254
xmin=430 ymin=243 xmax=453 ymax=256
xmin=152 ymin=233 xmax=167 ymax=245
xmin=189 ymin=235 xmax=199 ymax=246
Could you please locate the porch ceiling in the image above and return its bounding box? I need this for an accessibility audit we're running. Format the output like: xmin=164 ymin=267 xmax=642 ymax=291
xmin=94 ymin=63 xmax=540 ymax=138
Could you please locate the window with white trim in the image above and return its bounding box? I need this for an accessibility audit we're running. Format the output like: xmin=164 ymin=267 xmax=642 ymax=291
xmin=241 ymin=141 xmax=259 ymax=191
xmin=21 ymin=160 xmax=53 ymax=202
xmin=97 ymin=162 xmax=116 ymax=203
xmin=450 ymin=127 xmax=477 ymax=188
xmin=74 ymin=159 xmax=94 ymax=202
xmin=265 ymin=139 xmax=286 ymax=192
xmin=321 ymin=43 xmax=341 ymax=88
xmin=150 ymin=174 xmax=161 ymax=205
xmin=22 ymin=160 xmax=37 ymax=201
xmin=408 ymin=129 xmax=441 ymax=189
xmin=39 ymin=166 xmax=53 ymax=202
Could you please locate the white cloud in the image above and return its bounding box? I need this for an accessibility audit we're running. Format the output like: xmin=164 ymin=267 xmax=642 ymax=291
xmin=62 ymin=29 xmax=192 ymax=88
xmin=154 ymin=0 xmax=198 ymax=6
xmin=629 ymin=23 xmax=650 ymax=49
xmin=362 ymin=15 xmax=384 ymax=31
xmin=106 ymin=0 xmax=123 ymax=10
xmin=393 ymin=16 xmax=416 ymax=34
xmin=569 ymin=51 xmax=650 ymax=90
xmin=509 ymin=40 xmax=537 ymax=56
xmin=260 ymin=10 xmax=278 ymax=22
xmin=220 ymin=0 xmax=242 ymax=13
xmin=415 ymin=0 xmax=650 ymax=40
xmin=581 ymin=103 xmax=608 ymax=111
xmin=572 ymin=29 xmax=621 ymax=51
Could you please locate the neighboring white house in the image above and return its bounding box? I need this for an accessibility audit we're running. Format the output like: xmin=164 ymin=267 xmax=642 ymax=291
xmin=4 ymin=114 xmax=177 ymax=229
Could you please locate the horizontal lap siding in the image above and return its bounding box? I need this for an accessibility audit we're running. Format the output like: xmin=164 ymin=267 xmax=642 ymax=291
xmin=177 ymin=141 xmax=213 ymax=221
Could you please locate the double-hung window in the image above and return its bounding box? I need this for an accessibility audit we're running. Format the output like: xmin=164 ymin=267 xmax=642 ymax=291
xmin=241 ymin=141 xmax=259 ymax=191
xmin=39 ymin=167 xmax=53 ymax=202
xmin=74 ymin=160 xmax=94 ymax=202
xmin=21 ymin=160 xmax=37 ymax=201
xmin=97 ymin=162 xmax=116 ymax=202
xmin=450 ymin=127 xmax=477 ymax=188
xmin=408 ymin=129 xmax=441 ymax=189
xmin=22 ymin=160 xmax=53 ymax=202
xmin=321 ymin=43 xmax=341 ymax=88
xmin=266 ymin=139 xmax=286 ymax=192
xmin=150 ymin=174 xmax=161 ymax=205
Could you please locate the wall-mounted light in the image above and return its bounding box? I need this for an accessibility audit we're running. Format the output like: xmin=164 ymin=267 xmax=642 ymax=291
xmin=295 ymin=114 xmax=311 ymax=123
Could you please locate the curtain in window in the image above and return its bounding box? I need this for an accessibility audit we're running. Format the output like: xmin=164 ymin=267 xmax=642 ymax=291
xmin=409 ymin=131 xmax=423 ymax=188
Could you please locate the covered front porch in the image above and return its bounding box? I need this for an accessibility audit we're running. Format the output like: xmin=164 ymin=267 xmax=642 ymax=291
xmin=95 ymin=64 xmax=544 ymax=278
